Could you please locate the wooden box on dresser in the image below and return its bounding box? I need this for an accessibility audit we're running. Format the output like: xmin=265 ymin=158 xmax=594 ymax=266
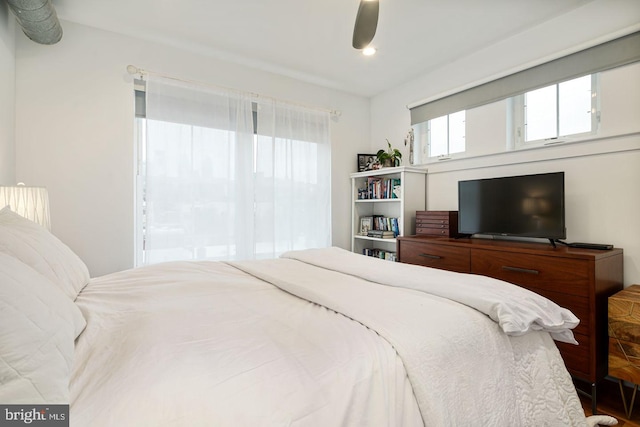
xmin=416 ymin=210 xmax=459 ymax=237
xmin=397 ymin=235 xmax=623 ymax=399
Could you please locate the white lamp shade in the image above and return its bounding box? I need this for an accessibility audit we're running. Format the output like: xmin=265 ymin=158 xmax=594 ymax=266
xmin=0 ymin=185 xmax=51 ymax=230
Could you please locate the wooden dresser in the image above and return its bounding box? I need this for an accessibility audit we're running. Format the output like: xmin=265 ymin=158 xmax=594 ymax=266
xmin=397 ymin=235 xmax=624 ymax=387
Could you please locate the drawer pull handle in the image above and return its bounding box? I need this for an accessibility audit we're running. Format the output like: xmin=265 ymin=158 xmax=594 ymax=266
xmin=419 ymin=253 xmax=441 ymax=260
xmin=502 ymin=266 xmax=539 ymax=275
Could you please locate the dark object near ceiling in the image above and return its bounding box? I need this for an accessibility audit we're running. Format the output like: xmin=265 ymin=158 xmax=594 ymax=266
xmin=352 ymin=0 xmax=379 ymax=49
xmin=6 ymin=0 xmax=63 ymax=45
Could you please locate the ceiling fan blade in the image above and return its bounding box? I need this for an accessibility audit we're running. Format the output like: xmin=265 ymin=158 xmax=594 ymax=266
xmin=352 ymin=0 xmax=379 ymax=49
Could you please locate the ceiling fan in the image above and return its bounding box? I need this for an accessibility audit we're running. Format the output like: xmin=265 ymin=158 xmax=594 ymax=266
xmin=352 ymin=0 xmax=379 ymax=49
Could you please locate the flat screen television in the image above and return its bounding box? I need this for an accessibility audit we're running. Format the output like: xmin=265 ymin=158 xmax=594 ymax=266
xmin=458 ymin=172 xmax=566 ymax=241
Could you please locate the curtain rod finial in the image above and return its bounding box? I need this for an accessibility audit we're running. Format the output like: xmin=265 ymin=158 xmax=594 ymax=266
xmin=126 ymin=65 xmax=139 ymax=75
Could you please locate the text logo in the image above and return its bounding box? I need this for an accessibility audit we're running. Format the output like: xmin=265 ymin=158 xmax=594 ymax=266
xmin=0 ymin=405 xmax=68 ymax=427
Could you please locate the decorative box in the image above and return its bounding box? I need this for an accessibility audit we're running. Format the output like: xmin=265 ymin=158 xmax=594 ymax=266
xmin=415 ymin=211 xmax=458 ymax=237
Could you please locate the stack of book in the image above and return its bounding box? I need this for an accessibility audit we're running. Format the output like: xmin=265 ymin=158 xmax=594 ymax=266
xmin=366 ymin=230 xmax=395 ymax=238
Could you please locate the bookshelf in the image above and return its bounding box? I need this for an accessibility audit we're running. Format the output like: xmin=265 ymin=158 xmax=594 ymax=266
xmin=350 ymin=166 xmax=427 ymax=260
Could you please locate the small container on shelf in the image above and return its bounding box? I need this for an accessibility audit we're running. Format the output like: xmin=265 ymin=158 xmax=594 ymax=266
xmin=416 ymin=210 xmax=459 ymax=237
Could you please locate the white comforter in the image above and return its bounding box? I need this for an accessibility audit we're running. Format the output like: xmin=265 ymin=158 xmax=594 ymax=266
xmin=71 ymin=248 xmax=587 ymax=426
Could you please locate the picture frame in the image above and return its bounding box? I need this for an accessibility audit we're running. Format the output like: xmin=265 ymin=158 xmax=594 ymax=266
xmin=357 ymin=154 xmax=378 ymax=172
xmin=359 ymin=216 xmax=373 ymax=235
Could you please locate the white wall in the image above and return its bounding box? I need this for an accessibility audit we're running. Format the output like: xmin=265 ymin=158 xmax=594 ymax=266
xmin=370 ymin=1 xmax=640 ymax=286
xmin=14 ymin=20 xmax=370 ymax=277
xmin=0 ymin=2 xmax=15 ymax=185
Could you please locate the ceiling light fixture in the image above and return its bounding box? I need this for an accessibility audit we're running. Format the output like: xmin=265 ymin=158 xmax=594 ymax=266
xmin=362 ymin=46 xmax=377 ymax=56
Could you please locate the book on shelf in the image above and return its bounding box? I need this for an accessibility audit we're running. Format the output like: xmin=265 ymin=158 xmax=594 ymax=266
xmin=358 ymin=216 xmax=374 ymax=235
xmin=392 ymin=182 xmax=401 ymax=198
xmin=359 ymin=216 xmax=398 ymax=237
xmin=362 ymin=248 xmax=397 ymax=261
xmin=357 ymin=177 xmax=402 ymax=200
xmin=367 ymin=230 xmax=395 ymax=238
xmin=391 ymin=217 xmax=399 ymax=236
xmin=367 ymin=216 xmax=399 ymax=237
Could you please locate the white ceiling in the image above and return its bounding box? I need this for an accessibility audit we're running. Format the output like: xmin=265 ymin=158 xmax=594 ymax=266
xmin=53 ymin=0 xmax=596 ymax=97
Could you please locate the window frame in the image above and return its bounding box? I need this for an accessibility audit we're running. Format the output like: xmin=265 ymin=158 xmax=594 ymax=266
xmin=512 ymin=74 xmax=600 ymax=149
xmin=414 ymin=110 xmax=466 ymax=163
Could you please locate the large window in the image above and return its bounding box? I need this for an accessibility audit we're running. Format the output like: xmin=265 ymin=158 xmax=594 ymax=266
xmin=513 ymin=75 xmax=598 ymax=146
xmin=135 ymin=76 xmax=331 ymax=265
xmin=412 ymin=110 xmax=466 ymax=163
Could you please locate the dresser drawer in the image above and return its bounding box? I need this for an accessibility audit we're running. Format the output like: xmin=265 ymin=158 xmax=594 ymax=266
xmin=416 ymin=217 xmax=451 ymax=226
xmin=471 ymin=249 xmax=590 ymax=297
xmin=416 ymin=226 xmax=452 ymax=237
xmin=557 ymin=332 xmax=591 ymax=379
xmin=399 ymin=240 xmax=470 ymax=273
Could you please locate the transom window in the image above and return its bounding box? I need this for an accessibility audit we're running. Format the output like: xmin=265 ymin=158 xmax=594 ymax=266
xmin=413 ymin=110 xmax=466 ymax=162
xmin=513 ymin=74 xmax=599 ymax=146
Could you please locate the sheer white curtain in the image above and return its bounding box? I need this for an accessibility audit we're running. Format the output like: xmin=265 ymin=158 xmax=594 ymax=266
xmin=140 ymin=76 xmax=331 ymax=264
xmin=143 ymin=76 xmax=255 ymax=264
xmin=254 ymin=100 xmax=331 ymax=258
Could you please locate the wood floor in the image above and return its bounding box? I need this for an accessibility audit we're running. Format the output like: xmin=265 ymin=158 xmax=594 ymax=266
xmin=579 ymin=379 xmax=640 ymax=426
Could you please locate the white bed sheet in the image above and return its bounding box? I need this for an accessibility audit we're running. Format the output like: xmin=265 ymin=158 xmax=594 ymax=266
xmin=71 ymin=249 xmax=587 ymax=426
xmin=71 ymin=261 xmax=422 ymax=426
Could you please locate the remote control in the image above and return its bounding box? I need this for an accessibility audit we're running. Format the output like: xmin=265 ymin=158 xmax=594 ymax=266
xmin=568 ymin=242 xmax=613 ymax=250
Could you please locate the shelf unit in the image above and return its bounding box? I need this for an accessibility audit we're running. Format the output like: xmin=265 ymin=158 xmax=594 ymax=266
xmin=350 ymin=166 xmax=427 ymax=259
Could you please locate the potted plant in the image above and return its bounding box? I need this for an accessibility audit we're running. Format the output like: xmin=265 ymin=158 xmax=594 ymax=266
xmin=376 ymin=139 xmax=402 ymax=167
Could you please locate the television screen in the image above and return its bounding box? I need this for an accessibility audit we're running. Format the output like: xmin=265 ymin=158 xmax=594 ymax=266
xmin=458 ymin=172 xmax=565 ymax=240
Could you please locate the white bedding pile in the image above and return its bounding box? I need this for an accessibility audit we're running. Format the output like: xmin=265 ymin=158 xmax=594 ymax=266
xmin=0 ymin=253 xmax=86 ymax=403
xmin=0 ymin=206 xmax=89 ymax=300
xmin=0 ymin=207 xmax=88 ymax=404
xmin=69 ymin=247 xmax=588 ymax=426
xmin=281 ymin=247 xmax=580 ymax=343
xmin=233 ymin=249 xmax=586 ymax=426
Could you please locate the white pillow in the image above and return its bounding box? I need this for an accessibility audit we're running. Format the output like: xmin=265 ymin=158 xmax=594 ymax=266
xmin=0 ymin=253 xmax=86 ymax=403
xmin=0 ymin=206 xmax=90 ymax=300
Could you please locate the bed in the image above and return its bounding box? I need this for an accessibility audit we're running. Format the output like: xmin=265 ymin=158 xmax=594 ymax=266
xmin=0 ymin=206 xmax=612 ymax=426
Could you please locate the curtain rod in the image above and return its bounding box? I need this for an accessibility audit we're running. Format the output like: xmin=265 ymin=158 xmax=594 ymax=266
xmin=126 ymin=65 xmax=341 ymax=117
